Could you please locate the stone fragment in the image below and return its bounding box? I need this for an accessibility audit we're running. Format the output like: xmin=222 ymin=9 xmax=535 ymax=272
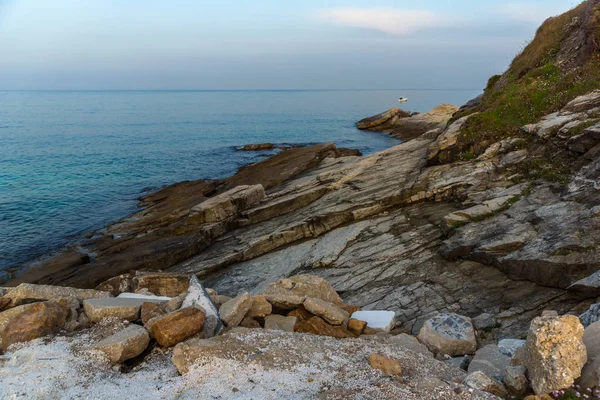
xmin=141 ymin=302 xmax=165 ymax=325
xmin=525 ymin=315 xmax=587 ymax=394
xmin=90 ymin=324 xmax=149 ymax=364
xmin=95 ymin=274 xmax=134 ymax=296
xmin=146 ymin=307 xmax=206 ymax=347
xmin=348 ymin=319 xmax=367 ymax=335
xmin=467 ymin=344 xmax=510 ymax=382
xmin=4 ymin=283 xmax=111 ymax=307
xmin=219 ymin=292 xmax=253 ymax=328
xmin=164 ymin=293 xmax=186 ymax=313
xmin=417 ymin=313 xmax=476 ymax=356
xmin=463 ymin=371 xmax=508 ymax=398
xmin=213 ymin=295 xmax=233 ymax=308
xmin=0 ymin=301 xmax=69 ymax=352
xmin=245 ymin=295 xmax=272 ymax=319
xmin=262 ymin=275 xmax=343 ymax=310
xmin=239 ymin=317 xmax=261 ymax=329
xmin=368 ymin=354 xmax=402 ymax=376
xmin=181 ymin=276 xmax=222 ymax=338
xmin=350 ymin=311 xmax=395 ymax=333
xmin=296 ymin=316 xmax=355 ymax=338
xmin=498 ymin=338 xmax=526 ymax=357
xmin=83 ymin=297 xmax=167 ymax=323
xmin=511 ymin=346 xmax=528 ymax=367
xmin=134 ymin=271 xmax=190 ymax=297
xmin=287 ymin=306 xmax=313 ymax=321
xmin=303 ymin=297 xmax=349 ymax=326
xmin=264 ymin=315 xmax=297 ymax=332
xmin=504 ymin=365 xmax=529 ymax=396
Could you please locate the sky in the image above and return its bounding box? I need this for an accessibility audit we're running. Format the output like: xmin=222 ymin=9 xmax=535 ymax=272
xmin=0 ymin=0 xmax=582 ymax=90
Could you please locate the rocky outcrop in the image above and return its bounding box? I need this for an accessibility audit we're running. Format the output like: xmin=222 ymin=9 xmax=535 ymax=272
xmin=357 ymin=104 xmax=459 ymax=141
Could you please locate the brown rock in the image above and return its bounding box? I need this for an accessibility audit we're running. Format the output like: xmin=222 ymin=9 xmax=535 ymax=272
xmin=296 ymin=316 xmax=355 ymax=339
xmin=164 ymin=293 xmax=186 ymax=313
xmin=262 ymin=275 xmax=344 ymax=310
xmin=134 ymin=271 xmax=190 ymax=297
xmin=340 ymin=304 xmax=361 ymax=315
xmin=264 ymin=315 xmax=297 ymax=332
xmin=368 ymin=353 xmax=402 ymax=376
xmin=95 ymin=274 xmax=133 ymax=296
xmin=4 ymin=283 xmax=111 ymax=307
xmin=287 ymin=306 xmax=313 ymax=321
xmin=146 ymin=307 xmax=206 ymax=347
xmin=90 ymin=324 xmax=150 ymax=364
xmin=141 ymin=302 xmax=165 ymax=325
xmin=219 ymin=292 xmax=254 ymax=328
xmin=303 ymin=297 xmax=349 ymax=326
xmin=348 ymin=319 xmax=367 ymax=335
xmin=0 ymin=301 xmax=69 ymax=352
xmin=0 ymin=298 xmax=10 ymax=311
xmin=246 ymin=295 xmax=272 ymax=319
xmin=239 ymin=317 xmax=261 ymax=329
xmin=83 ymin=297 xmax=167 ymax=323
xmin=239 ymin=143 xmax=275 ymax=151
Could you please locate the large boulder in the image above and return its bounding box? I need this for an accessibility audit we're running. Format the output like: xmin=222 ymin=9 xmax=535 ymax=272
xmin=417 ymin=313 xmax=476 ymax=356
xmin=181 ymin=276 xmax=222 ymax=338
xmin=89 ymin=324 xmax=149 ymax=364
xmin=525 ymin=315 xmax=587 ymax=394
xmin=146 ymin=307 xmax=206 ymax=347
xmin=3 ymin=283 xmax=111 ymax=307
xmin=0 ymin=301 xmax=69 ymax=352
xmin=219 ymin=292 xmax=253 ymax=328
xmin=262 ymin=275 xmax=343 ymax=310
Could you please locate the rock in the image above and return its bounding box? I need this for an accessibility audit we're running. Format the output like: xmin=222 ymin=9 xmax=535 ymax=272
xmin=350 ymin=311 xmax=395 ymax=333
xmin=187 ymin=185 xmax=266 ymax=225
xmin=347 ymin=319 xmax=367 ymax=335
xmin=164 ymin=293 xmax=186 ymax=313
xmin=511 ymin=346 xmax=528 ymax=367
xmin=525 ymin=315 xmax=587 ymax=394
xmin=498 ymin=339 xmax=526 ymax=358
xmin=262 ymin=275 xmax=343 ymax=310
xmin=239 ymin=316 xmax=261 ymax=329
xmin=116 ymin=292 xmax=172 ymax=301
xmin=212 ymin=295 xmax=233 ymax=308
xmin=472 ymin=313 xmax=497 ymax=330
xmin=356 ymin=108 xmax=410 ymax=130
xmin=141 ymin=302 xmax=165 ymax=325
xmin=219 ymin=292 xmax=253 ymax=327
xmin=417 ymin=313 xmax=476 ymax=356
xmin=580 ymin=302 xmax=600 ymax=327
xmin=134 ymin=271 xmax=190 ymax=297
xmin=0 ymin=298 xmax=10 ymax=311
xmin=4 ymin=283 xmax=111 ymax=307
xmin=89 ymin=324 xmax=149 ymax=364
xmin=426 ymin=114 xmax=474 ymax=165
xmin=467 ymin=345 xmax=510 ymax=382
xmin=0 ymin=301 xmax=69 ymax=352
xmin=95 ymin=274 xmax=134 ymax=296
xmin=181 ymin=276 xmax=222 ymax=338
xmin=504 ymin=365 xmax=529 ymax=396
xmin=296 ymin=316 xmax=355 ymax=338
xmin=567 ymin=124 xmax=600 ymax=153
xmin=303 ymin=298 xmax=349 ymax=326
xmin=444 ymin=196 xmax=515 ymax=229
xmin=239 ymin=143 xmax=275 ymax=151
xmin=287 ymin=306 xmax=314 ymax=321
xmin=146 ymin=307 xmax=206 ymax=347
xmin=83 ymin=297 xmax=168 ymax=323
xmin=368 ymin=354 xmax=402 ymax=376
xmin=463 ymin=371 xmax=508 ymax=398
xmin=264 ymin=315 xmax=297 ymax=332
xmin=579 ymin=320 xmax=600 ymax=390
xmin=564 ymin=90 xmax=600 ymax=113
xmin=446 ymin=356 xmax=472 ymax=371
xmin=245 ymin=295 xmax=272 ymax=319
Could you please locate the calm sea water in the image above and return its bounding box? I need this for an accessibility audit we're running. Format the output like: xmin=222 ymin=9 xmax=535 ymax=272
xmin=0 ymin=89 xmax=479 ymax=274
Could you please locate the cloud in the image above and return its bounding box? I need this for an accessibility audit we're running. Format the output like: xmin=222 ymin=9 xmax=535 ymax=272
xmin=495 ymin=3 xmax=572 ymax=24
xmin=317 ymin=8 xmax=444 ymax=36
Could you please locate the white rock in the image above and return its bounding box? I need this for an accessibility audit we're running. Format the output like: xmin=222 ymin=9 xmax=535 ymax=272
xmin=117 ymin=293 xmax=172 ymax=301
xmin=182 ymin=275 xmax=222 ymax=338
xmin=350 ymin=311 xmax=395 ymax=333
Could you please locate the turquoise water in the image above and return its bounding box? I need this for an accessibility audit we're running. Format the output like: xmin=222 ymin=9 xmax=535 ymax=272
xmin=0 ymin=89 xmax=479 ymax=273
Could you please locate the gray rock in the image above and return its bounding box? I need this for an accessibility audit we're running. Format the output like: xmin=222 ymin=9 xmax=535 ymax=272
xmin=463 ymin=371 xmax=508 ymax=398
xmin=472 ymin=313 xmax=497 ymax=330
xmin=445 ymin=355 xmax=472 ymax=371
xmin=504 ymin=365 xmax=529 ymax=396
xmin=580 ymin=321 xmax=600 ymax=390
xmin=219 ymin=292 xmax=253 ymax=327
xmin=182 ymin=275 xmax=222 ymax=338
xmin=89 ymin=324 xmax=149 ymax=364
xmin=580 ymin=302 xmax=600 ymax=327
xmin=497 ymin=339 xmax=526 ymax=358
xmin=467 ymin=345 xmax=510 ymax=382
xmin=417 ymin=313 xmax=476 ymax=356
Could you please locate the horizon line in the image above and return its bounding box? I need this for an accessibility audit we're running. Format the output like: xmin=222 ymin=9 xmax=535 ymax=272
xmin=0 ymin=88 xmax=483 ymax=92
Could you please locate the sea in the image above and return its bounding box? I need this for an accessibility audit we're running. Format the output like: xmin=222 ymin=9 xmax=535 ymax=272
xmin=0 ymin=89 xmax=480 ymax=276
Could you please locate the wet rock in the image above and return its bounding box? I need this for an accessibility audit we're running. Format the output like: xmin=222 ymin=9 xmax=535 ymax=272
xmin=245 ymin=295 xmax=272 ymax=319
xmin=525 ymin=315 xmax=587 ymax=394
xmin=219 ymin=292 xmax=253 ymax=328
xmin=83 ymin=297 xmax=167 ymax=323
xmin=296 ymin=316 xmax=355 ymax=338
xmin=417 ymin=313 xmax=476 ymax=356
xmin=239 ymin=143 xmax=275 ymax=151
xmin=0 ymin=301 xmax=69 ymax=352
xmin=141 ymin=302 xmax=165 ymax=325
xmin=181 ymin=276 xmax=222 ymax=338
xmin=350 ymin=311 xmax=395 ymax=333
xmin=504 ymin=365 xmax=529 ymax=396
xmin=303 ymin=298 xmax=349 ymax=326
xmin=4 ymin=283 xmax=111 ymax=307
xmin=467 ymin=345 xmax=510 ymax=382
xmin=134 ymin=271 xmax=190 ymax=297
xmin=264 ymin=315 xmax=297 ymax=332
xmin=368 ymin=353 xmax=402 ymax=376
xmin=95 ymin=274 xmax=134 ymax=296
xmin=89 ymin=324 xmax=149 ymax=364
xmin=498 ymin=338 xmax=526 ymax=358
xmin=463 ymin=371 xmax=508 ymax=398
xmin=146 ymin=307 xmax=206 ymax=347
xmin=347 ymin=319 xmax=367 ymax=335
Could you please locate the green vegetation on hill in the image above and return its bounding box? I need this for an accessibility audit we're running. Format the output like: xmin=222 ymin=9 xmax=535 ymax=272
xmin=454 ymin=1 xmax=600 ymax=150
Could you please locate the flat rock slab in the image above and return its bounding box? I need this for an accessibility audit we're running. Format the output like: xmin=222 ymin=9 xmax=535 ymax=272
xmin=117 ymin=293 xmax=172 ymax=301
xmin=351 ymin=311 xmax=395 ymax=333
xmin=4 ymin=283 xmax=112 ymax=307
xmin=146 ymin=307 xmax=206 ymax=347
xmin=296 ymin=316 xmax=355 ymax=338
xmin=245 ymin=295 xmax=272 ymax=319
xmin=89 ymin=324 xmax=149 ymax=364
xmin=219 ymin=292 xmax=253 ymax=327
xmin=134 ymin=272 xmax=190 ymax=297
xmin=83 ymin=297 xmax=168 ymax=323
xmin=303 ymin=297 xmax=349 ymax=326
xmin=262 ymin=275 xmax=344 ymax=310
